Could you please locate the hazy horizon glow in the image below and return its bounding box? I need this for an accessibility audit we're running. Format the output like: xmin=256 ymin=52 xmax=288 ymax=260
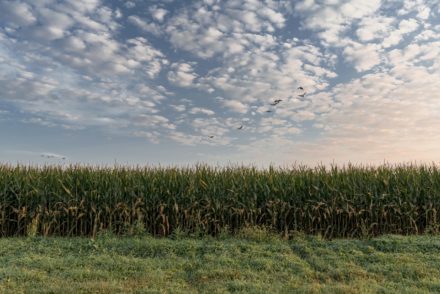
xmin=1 ymin=0 xmax=440 ymax=167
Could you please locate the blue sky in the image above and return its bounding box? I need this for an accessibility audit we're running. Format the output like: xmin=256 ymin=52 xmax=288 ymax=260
xmin=0 ymin=0 xmax=439 ymax=166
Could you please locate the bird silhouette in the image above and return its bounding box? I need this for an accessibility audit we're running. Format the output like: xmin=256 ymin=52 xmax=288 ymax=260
xmin=297 ymin=86 xmax=307 ymax=98
xmin=208 ymin=135 xmax=214 ymax=138
xmin=270 ymin=99 xmax=282 ymax=106
xmin=237 ymin=125 xmax=243 ymax=130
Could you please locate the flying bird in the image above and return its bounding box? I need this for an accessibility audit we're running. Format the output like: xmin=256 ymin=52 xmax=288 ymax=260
xmin=208 ymin=135 xmax=215 ymax=139
xmin=265 ymin=110 xmax=273 ymax=113
xmin=270 ymin=99 xmax=282 ymax=106
xmin=237 ymin=125 xmax=243 ymax=130
xmin=297 ymin=86 xmax=307 ymax=98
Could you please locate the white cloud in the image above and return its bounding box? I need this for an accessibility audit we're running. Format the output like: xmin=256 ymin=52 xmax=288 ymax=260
xmin=295 ymin=0 xmax=382 ymax=45
xmin=398 ymin=1 xmax=433 ymax=20
xmin=39 ymin=7 xmax=74 ymax=30
xmin=398 ymin=18 xmax=419 ymax=33
xmin=382 ymin=19 xmax=420 ymax=48
xmin=0 ymin=1 xmax=36 ymax=26
xmin=164 ymin=0 xmax=287 ymax=59
xmin=0 ymin=0 xmax=171 ymax=139
xmin=185 ymin=117 xmax=234 ymax=146
xmin=124 ymin=1 xmax=136 ymax=9
xmin=62 ymin=36 xmax=87 ymax=51
xmin=230 ymin=63 xmax=440 ymax=165
xmin=343 ymin=43 xmax=381 ymax=72
xmin=150 ymin=7 xmax=168 ymax=22
xmin=2 ymin=0 xmax=440 ymax=163
xmin=126 ymin=37 xmax=165 ymax=78
xmin=168 ymin=131 xmax=203 ymax=146
xmin=221 ymin=100 xmax=248 ymax=113
xmin=128 ymin=15 xmax=161 ymax=36
xmin=417 ymin=6 xmax=431 ymax=20
xmin=170 ymin=104 xmax=186 ymax=112
xmin=133 ymin=114 xmax=176 ymax=130
xmin=65 ymin=0 xmax=100 ymax=13
xmin=133 ymin=131 xmax=161 ymax=144
xmin=189 ymin=107 xmax=215 ymax=116
xmin=415 ymin=29 xmax=440 ymax=42
xmin=167 ymin=62 xmax=198 ymax=87
xmin=356 ymin=16 xmax=395 ymax=42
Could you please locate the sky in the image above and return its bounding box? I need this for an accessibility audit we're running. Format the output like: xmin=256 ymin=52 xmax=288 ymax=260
xmin=0 ymin=0 xmax=439 ymax=167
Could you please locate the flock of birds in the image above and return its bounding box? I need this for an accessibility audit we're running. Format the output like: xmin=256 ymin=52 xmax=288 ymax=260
xmin=208 ymin=86 xmax=307 ymax=138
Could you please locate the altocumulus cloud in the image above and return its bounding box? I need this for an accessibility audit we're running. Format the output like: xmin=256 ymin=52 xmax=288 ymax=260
xmin=0 ymin=0 xmax=440 ymax=166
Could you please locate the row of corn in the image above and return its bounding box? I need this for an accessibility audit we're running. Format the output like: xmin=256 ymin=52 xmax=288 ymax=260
xmin=1 ymin=164 xmax=440 ymax=238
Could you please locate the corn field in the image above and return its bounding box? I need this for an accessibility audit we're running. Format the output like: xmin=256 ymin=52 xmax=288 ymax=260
xmin=1 ymin=164 xmax=440 ymax=238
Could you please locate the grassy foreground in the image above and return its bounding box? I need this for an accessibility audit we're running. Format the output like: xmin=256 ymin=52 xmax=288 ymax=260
xmin=1 ymin=231 xmax=440 ymax=293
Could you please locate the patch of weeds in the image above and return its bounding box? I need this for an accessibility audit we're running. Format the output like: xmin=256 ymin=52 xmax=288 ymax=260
xmin=123 ymin=220 xmax=147 ymax=237
xmin=236 ymin=226 xmax=280 ymax=242
xmin=169 ymin=227 xmax=190 ymax=240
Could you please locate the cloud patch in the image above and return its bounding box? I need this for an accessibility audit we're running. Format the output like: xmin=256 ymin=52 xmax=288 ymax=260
xmin=1 ymin=0 xmax=440 ymax=165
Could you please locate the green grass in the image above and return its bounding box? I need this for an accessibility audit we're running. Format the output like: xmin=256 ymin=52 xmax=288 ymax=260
xmin=3 ymin=163 xmax=440 ymax=238
xmin=1 ymin=232 xmax=440 ymax=293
